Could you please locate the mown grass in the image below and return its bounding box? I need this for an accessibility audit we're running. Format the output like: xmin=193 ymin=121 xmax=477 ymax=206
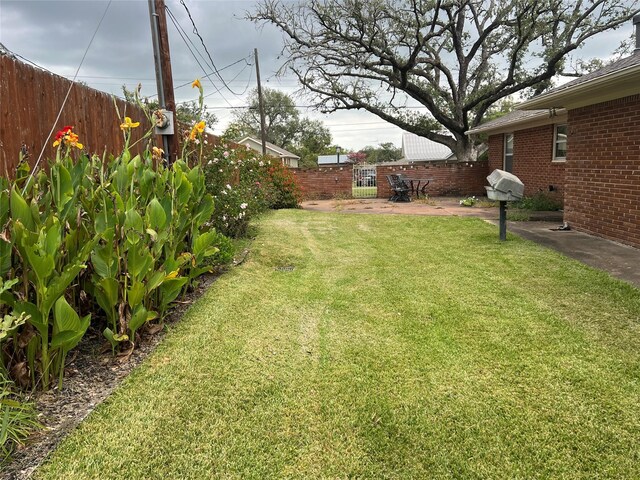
xmin=36 ymin=211 xmax=640 ymax=479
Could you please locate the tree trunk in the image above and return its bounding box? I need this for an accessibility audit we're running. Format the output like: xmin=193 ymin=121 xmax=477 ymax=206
xmin=452 ymin=135 xmax=478 ymax=163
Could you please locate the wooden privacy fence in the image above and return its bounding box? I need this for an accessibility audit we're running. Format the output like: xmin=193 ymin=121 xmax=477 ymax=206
xmin=0 ymin=54 xmax=156 ymax=176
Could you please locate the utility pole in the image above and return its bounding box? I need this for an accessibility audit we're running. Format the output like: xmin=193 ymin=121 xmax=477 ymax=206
xmin=254 ymin=48 xmax=267 ymax=156
xmin=148 ymin=0 xmax=178 ymax=164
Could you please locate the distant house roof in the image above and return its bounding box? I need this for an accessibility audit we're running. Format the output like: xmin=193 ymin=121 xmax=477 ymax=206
xmin=401 ymin=132 xmax=455 ymax=161
xmin=238 ymin=136 xmax=300 ymax=160
xmin=466 ymin=108 xmax=568 ymax=136
xmin=518 ymin=51 xmax=640 ymax=110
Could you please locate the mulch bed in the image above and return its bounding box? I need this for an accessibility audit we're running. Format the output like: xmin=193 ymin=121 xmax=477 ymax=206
xmin=1 ymin=270 xmax=224 ymax=480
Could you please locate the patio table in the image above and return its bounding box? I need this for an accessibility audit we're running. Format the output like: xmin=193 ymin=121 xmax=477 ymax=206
xmin=400 ymin=177 xmax=433 ymax=199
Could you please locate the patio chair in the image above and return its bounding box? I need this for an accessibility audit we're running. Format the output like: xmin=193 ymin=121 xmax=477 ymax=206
xmin=386 ymin=175 xmax=411 ymax=202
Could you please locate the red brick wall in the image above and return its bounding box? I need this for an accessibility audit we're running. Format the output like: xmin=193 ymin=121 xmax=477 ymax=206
xmin=376 ymin=163 xmax=489 ymax=198
xmin=292 ymin=161 xmax=489 ymax=199
xmin=487 ymin=128 xmax=565 ymax=202
xmin=292 ymin=165 xmax=354 ymax=199
xmin=565 ymin=94 xmax=640 ymax=248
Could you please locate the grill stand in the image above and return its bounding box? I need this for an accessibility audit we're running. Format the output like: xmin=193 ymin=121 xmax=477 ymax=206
xmin=499 ymin=201 xmax=507 ymax=241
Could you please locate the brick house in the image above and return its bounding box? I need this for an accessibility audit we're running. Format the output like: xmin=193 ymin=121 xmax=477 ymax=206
xmin=468 ymin=16 xmax=640 ymax=248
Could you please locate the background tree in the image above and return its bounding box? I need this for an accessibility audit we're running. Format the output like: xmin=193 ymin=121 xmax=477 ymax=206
xmin=227 ymin=87 xmax=333 ymax=168
xmin=251 ymin=0 xmax=639 ymax=162
xmin=347 ymin=151 xmax=368 ymax=164
xmin=361 ymin=142 xmax=403 ymax=164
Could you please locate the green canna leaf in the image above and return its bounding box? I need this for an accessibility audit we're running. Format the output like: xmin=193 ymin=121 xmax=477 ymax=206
xmin=127 ymin=281 xmax=145 ymax=309
xmin=127 ymin=244 xmax=153 ymax=281
xmin=0 ymin=191 xmax=10 ymax=225
xmin=41 ymin=236 xmax=98 ymax=317
xmin=14 ymin=301 xmax=46 ymax=338
xmin=98 ymin=277 xmax=119 ymax=308
xmin=124 ymin=209 xmax=144 ymax=233
xmin=44 ymin=219 xmax=62 ymax=257
xmin=23 ymin=245 xmax=55 ymax=287
xmin=159 ymin=277 xmax=188 ymax=312
xmin=129 ymin=304 xmax=148 ymax=342
xmin=145 ymin=198 xmax=166 ymax=230
xmin=91 ymin=244 xmax=116 ymax=279
xmin=0 ymin=239 xmax=12 ymax=278
xmin=51 ymin=163 xmax=74 ymax=212
xmin=146 ymin=270 xmax=165 ymax=293
xmin=10 ymin=187 xmax=35 ymax=231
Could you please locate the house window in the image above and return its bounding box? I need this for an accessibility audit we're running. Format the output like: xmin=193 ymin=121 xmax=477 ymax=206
xmin=504 ymin=133 xmax=513 ymax=172
xmin=553 ymin=124 xmax=567 ymax=162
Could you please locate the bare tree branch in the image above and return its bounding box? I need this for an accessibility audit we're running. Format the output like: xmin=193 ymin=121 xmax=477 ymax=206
xmin=250 ymin=0 xmax=640 ymax=161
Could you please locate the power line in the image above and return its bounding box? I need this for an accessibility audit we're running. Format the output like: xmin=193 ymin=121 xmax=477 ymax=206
xmin=24 ymin=0 xmax=113 ymax=192
xmin=178 ymin=0 xmax=247 ymax=97
xmin=164 ymin=5 xmax=236 ymax=109
xmin=173 ymin=56 xmax=252 ymax=90
xmin=203 ymin=104 xmax=431 ymax=110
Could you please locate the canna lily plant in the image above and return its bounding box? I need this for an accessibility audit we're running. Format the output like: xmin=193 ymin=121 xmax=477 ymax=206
xmin=0 ymin=79 xmax=225 ymax=391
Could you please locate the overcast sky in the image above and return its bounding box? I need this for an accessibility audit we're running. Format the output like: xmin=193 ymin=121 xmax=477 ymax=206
xmin=0 ymin=0 xmax=635 ymax=151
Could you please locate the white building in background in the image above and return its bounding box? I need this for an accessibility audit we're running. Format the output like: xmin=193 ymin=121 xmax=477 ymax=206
xmin=238 ymin=136 xmax=300 ymax=168
xmin=317 ymin=153 xmax=352 ymax=165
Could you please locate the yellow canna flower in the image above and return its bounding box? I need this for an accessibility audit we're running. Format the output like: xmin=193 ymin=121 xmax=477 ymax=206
xmin=195 ymin=120 xmax=206 ymax=133
xmin=120 ymin=117 xmax=140 ymax=130
xmin=165 ymin=270 xmax=179 ymax=279
xmin=191 ymin=78 xmax=202 ymax=89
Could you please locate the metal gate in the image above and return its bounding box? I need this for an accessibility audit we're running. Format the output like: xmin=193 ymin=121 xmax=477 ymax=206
xmin=352 ymin=164 xmax=377 ymax=198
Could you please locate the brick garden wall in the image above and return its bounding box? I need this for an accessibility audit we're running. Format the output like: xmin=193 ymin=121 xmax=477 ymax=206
xmin=487 ymin=127 xmax=565 ymax=202
xmin=291 ymin=165 xmax=354 ymax=199
xmin=292 ymin=161 xmax=489 ymax=199
xmin=565 ymin=94 xmax=640 ymax=248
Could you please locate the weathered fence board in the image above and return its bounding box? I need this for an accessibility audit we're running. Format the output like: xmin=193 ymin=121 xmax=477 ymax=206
xmin=1 ymin=55 xmax=155 ymax=176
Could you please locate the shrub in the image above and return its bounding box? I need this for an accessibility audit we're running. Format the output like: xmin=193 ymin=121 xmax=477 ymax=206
xmin=0 ymin=375 xmax=38 ymax=463
xmin=513 ymin=192 xmax=562 ymax=211
xmin=459 ymin=196 xmax=477 ymax=207
xmin=201 ymin=135 xmax=302 ymax=237
xmin=263 ymin=161 xmax=302 ymax=209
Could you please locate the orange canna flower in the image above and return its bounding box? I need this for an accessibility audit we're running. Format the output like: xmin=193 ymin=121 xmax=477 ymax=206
xmin=53 ymin=126 xmax=83 ymax=149
xmin=191 ymin=78 xmax=202 ymax=89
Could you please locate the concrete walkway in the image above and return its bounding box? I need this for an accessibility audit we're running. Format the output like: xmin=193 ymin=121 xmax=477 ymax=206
xmin=300 ymin=198 xmax=640 ymax=288
xmin=502 ymin=221 xmax=640 ymax=288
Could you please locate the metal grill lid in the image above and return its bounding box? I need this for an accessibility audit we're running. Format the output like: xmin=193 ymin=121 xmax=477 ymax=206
xmin=486 ymin=169 xmax=524 ymax=198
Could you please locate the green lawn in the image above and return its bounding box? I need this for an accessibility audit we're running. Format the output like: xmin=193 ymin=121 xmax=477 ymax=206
xmin=37 ymin=211 xmax=640 ymax=479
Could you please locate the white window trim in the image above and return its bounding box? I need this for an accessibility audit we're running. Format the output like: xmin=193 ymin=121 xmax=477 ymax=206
xmin=503 ymin=133 xmax=514 ymax=171
xmin=552 ymin=124 xmax=567 ymax=163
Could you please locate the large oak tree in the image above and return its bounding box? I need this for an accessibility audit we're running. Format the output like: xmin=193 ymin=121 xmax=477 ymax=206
xmin=251 ymin=0 xmax=639 ymax=162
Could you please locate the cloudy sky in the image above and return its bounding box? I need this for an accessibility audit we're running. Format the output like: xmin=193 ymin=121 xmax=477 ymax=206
xmin=0 ymin=0 xmax=635 ymax=150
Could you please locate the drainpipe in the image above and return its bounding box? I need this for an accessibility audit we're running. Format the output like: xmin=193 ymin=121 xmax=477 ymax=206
xmin=635 ymin=14 xmax=640 ymax=53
